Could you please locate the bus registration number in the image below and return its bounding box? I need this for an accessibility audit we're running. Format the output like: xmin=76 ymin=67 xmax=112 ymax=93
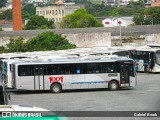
xmin=48 ymin=76 xmax=64 ymax=83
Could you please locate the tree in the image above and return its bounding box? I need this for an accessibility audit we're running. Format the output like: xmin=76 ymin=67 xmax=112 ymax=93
xmin=0 ymin=9 xmax=12 ymax=21
xmin=133 ymin=13 xmax=144 ymax=25
xmin=6 ymin=37 xmax=27 ymax=52
xmin=25 ymin=32 xmax=76 ymax=51
xmin=119 ymin=0 xmax=145 ymax=16
xmin=0 ymin=0 xmax=7 ymax=8
xmin=85 ymin=3 xmax=116 ymax=17
xmin=4 ymin=32 xmax=76 ymax=52
xmin=24 ymin=15 xmax=55 ymax=30
xmin=22 ymin=4 xmax=36 ymax=20
xmin=0 ymin=46 xmax=6 ymax=53
xmin=133 ymin=7 xmax=160 ymax=25
xmin=60 ymin=8 xmax=103 ymax=28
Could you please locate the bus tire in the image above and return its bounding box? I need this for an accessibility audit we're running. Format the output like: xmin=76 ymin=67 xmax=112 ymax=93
xmin=50 ymin=83 xmax=62 ymax=93
xmin=109 ymin=81 xmax=118 ymax=91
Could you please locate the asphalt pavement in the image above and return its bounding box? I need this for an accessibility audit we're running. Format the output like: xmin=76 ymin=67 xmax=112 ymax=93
xmin=8 ymin=73 xmax=160 ymax=120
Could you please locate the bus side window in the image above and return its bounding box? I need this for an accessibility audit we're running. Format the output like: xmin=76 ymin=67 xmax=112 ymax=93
xmin=18 ymin=65 xmax=34 ymax=76
xmin=130 ymin=51 xmax=136 ymax=59
xmin=107 ymin=64 xmax=117 ymax=73
xmin=71 ymin=63 xmax=86 ymax=74
xmin=44 ymin=65 xmax=57 ymax=75
xmin=57 ymin=64 xmax=70 ymax=75
xmin=87 ymin=63 xmax=101 ymax=74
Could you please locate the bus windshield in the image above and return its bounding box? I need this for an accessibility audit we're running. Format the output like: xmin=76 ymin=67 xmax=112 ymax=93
xmin=156 ymin=50 xmax=160 ymax=65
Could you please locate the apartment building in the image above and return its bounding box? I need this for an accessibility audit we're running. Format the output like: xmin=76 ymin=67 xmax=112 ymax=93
xmin=36 ymin=3 xmax=82 ymax=22
xmin=102 ymin=0 xmax=139 ymax=6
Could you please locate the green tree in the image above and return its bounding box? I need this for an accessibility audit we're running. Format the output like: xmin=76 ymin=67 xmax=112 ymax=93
xmin=133 ymin=12 xmax=144 ymax=25
xmin=6 ymin=37 xmax=27 ymax=52
xmin=24 ymin=15 xmax=55 ymax=30
xmin=119 ymin=0 xmax=145 ymax=16
xmin=25 ymin=32 xmax=76 ymax=51
xmin=85 ymin=3 xmax=116 ymax=17
xmin=133 ymin=7 xmax=160 ymax=25
xmin=84 ymin=0 xmax=145 ymax=17
xmin=22 ymin=4 xmax=36 ymax=20
xmin=0 ymin=46 xmax=6 ymax=53
xmin=60 ymin=8 xmax=103 ymax=28
xmin=0 ymin=0 xmax=7 ymax=8
xmin=0 ymin=27 xmax=3 ymax=31
xmin=4 ymin=32 xmax=76 ymax=52
xmin=0 ymin=9 xmax=12 ymax=21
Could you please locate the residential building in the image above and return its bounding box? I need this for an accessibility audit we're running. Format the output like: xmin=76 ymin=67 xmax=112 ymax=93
xmin=102 ymin=16 xmax=134 ymax=27
xmin=36 ymin=3 xmax=82 ymax=22
xmin=151 ymin=0 xmax=160 ymax=7
xmin=24 ymin=0 xmax=52 ymax=6
xmin=26 ymin=0 xmax=48 ymax=4
xmin=102 ymin=0 xmax=139 ymax=6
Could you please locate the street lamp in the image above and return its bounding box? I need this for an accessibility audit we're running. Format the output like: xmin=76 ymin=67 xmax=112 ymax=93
xmin=118 ymin=21 xmax=122 ymax=46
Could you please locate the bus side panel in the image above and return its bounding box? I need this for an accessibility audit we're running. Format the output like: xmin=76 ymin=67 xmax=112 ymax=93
xmin=62 ymin=75 xmax=72 ymax=90
xmin=44 ymin=75 xmax=51 ymax=90
xmin=72 ymin=74 xmax=85 ymax=89
xmin=85 ymin=74 xmax=110 ymax=89
xmin=154 ymin=64 xmax=160 ymax=72
xmin=16 ymin=76 xmax=35 ymax=90
xmin=129 ymin=76 xmax=137 ymax=87
xmin=44 ymin=75 xmax=73 ymax=90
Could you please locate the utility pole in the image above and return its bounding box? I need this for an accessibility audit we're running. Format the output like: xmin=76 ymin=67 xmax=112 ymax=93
xmin=118 ymin=21 xmax=122 ymax=46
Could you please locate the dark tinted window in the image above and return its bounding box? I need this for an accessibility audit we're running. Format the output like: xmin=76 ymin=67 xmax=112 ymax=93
xmin=18 ymin=65 xmax=34 ymax=76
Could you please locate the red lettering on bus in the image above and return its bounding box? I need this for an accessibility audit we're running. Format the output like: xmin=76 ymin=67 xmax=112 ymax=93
xmin=48 ymin=76 xmax=64 ymax=83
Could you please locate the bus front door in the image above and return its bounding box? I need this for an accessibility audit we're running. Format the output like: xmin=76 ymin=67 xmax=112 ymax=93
xmin=34 ymin=65 xmax=44 ymax=90
xmin=120 ymin=62 xmax=130 ymax=87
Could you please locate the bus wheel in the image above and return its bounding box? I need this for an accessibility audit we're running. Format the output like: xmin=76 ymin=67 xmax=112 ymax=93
xmin=50 ymin=83 xmax=62 ymax=93
xmin=109 ymin=81 xmax=118 ymax=91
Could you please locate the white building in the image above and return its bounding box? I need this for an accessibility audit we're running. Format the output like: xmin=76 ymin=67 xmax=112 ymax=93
xmin=102 ymin=17 xmax=134 ymax=27
xmin=102 ymin=0 xmax=140 ymax=6
xmin=36 ymin=3 xmax=82 ymax=22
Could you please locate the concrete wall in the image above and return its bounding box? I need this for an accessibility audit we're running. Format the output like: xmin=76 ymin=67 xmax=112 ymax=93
xmin=0 ymin=31 xmax=111 ymax=48
xmin=145 ymin=33 xmax=160 ymax=44
xmin=64 ymin=32 xmax=111 ymax=47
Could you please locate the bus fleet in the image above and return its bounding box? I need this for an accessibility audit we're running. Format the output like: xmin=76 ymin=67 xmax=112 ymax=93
xmin=0 ymin=47 xmax=151 ymax=93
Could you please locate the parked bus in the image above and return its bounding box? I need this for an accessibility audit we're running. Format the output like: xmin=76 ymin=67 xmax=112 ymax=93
xmin=128 ymin=48 xmax=160 ymax=72
xmin=10 ymin=57 xmax=137 ymax=93
xmin=0 ymin=58 xmax=31 ymax=88
xmin=147 ymin=44 xmax=160 ymax=49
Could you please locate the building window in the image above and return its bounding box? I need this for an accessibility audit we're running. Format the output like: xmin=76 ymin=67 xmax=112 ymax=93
xmin=55 ymin=10 xmax=58 ymax=15
xmin=62 ymin=10 xmax=64 ymax=15
xmin=36 ymin=11 xmax=39 ymax=15
xmin=52 ymin=10 xmax=54 ymax=14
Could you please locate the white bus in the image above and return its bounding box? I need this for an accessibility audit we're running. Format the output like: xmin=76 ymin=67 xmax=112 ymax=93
xmin=147 ymin=44 xmax=160 ymax=49
xmin=129 ymin=48 xmax=160 ymax=72
xmin=0 ymin=58 xmax=32 ymax=88
xmin=10 ymin=57 xmax=137 ymax=93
